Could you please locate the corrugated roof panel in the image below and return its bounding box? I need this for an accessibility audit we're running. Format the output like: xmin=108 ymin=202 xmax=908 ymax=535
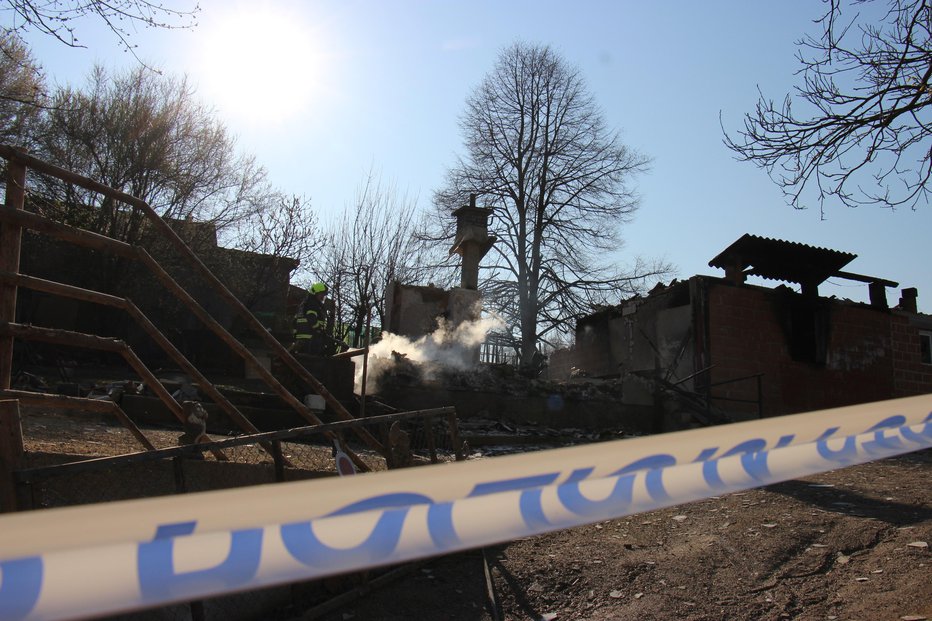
xmin=708 ymin=234 xmax=857 ymax=286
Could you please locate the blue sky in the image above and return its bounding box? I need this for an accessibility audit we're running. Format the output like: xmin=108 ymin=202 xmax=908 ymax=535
xmin=11 ymin=0 xmax=932 ymax=312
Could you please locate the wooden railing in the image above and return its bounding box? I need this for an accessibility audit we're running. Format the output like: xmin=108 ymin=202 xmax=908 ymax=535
xmin=0 ymin=146 xmax=389 ymax=495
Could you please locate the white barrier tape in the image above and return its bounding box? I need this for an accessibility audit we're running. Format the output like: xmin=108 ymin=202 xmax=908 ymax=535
xmin=3 ymin=394 xmax=929 ymax=561
xmin=0 ymin=396 xmax=930 ymax=620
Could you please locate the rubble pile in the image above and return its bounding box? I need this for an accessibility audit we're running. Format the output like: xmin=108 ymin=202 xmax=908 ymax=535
xmin=456 ymin=417 xmax=630 ymax=457
xmin=372 ymin=356 xmax=626 ymax=403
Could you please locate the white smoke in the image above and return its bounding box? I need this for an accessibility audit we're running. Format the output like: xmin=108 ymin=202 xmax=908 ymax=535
xmin=354 ymin=313 xmax=504 ymax=393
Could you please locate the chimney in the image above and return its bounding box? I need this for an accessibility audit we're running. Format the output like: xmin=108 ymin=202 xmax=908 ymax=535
xmin=898 ymin=287 xmax=918 ymax=313
xmin=450 ymin=194 xmax=495 ymax=290
xmin=868 ymin=282 xmax=888 ymax=309
xmin=723 ymin=262 xmax=746 ymax=285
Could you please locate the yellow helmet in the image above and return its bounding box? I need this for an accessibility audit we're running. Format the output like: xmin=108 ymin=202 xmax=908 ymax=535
xmin=309 ymin=282 xmax=328 ymax=295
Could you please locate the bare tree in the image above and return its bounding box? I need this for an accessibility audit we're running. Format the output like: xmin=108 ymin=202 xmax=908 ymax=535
xmin=316 ymin=169 xmax=448 ymax=346
xmin=227 ymin=193 xmax=323 ymax=307
xmin=1 ymin=0 xmax=198 ymax=65
xmin=232 ymin=194 xmax=321 ymax=272
xmin=431 ymin=42 xmax=670 ymax=366
xmin=0 ymin=32 xmax=44 ymax=145
xmin=31 ymin=65 xmax=270 ymax=248
xmin=724 ymin=0 xmax=932 ymax=214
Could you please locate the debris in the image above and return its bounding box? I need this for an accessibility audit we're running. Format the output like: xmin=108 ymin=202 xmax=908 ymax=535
xmin=762 ymin=523 xmax=777 ymax=528
xmin=672 ymin=515 xmax=687 ymax=522
xmin=178 ymin=401 xmax=209 ymax=450
xmin=855 ymin=577 xmax=869 ymax=582
xmin=528 ymin=581 xmax=544 ymax=593
xmin=906 ymin=541 xmax=928 ymax=549
xmin=388 ymin=421 xmax=413 ymax=468
xmin=836 ymin=553 xmax=850 ymax=564
xmin=900 ymin=616 xmax=928 ymax=621
xmin=609 ymin=590 xmax=623 ymax=599
xmin=170 ymin=379 xmax=199 ymax=403
xmin=634 ymin=592 xmax=644 ymax=599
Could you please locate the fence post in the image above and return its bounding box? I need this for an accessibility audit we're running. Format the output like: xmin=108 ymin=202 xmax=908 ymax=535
xmin=0 ymin=399 xmax=25 ymax=513
xmin=1 ymin=151 xmax=26 ymax=391
xmin=272 ymin=440 xmax=286 ymax=482
xmin=447 ymin=411 xmax=465 ymax=461
xmin=425 ymin=415 xmax=438 ymax=463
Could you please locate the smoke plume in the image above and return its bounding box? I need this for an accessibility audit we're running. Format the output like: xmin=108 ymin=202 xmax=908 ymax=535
xmin=355 ymin=314 xmax=504 ymax=393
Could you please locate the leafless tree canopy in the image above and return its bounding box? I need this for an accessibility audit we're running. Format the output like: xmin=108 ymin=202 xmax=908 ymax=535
xmin=0 ymin=32 xmax=44 ymax=145
xmin=431 ymin=42 xmax=668 ymax=365
xmin=232 ymin=194 xmax=320 ymax=269
xmin=724 ymin=0 xmax=932 ymax=214
xmin=229 ymin=193 xmax=322 ymax=305
xmin=317 ymin=169 xmax=449 ymax=346
xmin=1 ymin=0 xmax=199 ymax=64
xmin=31 ymin=65 xmax=273 ymax=247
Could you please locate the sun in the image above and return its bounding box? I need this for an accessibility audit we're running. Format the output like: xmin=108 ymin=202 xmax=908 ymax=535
xmin=195 ymin=5 xmax=327 ymax=126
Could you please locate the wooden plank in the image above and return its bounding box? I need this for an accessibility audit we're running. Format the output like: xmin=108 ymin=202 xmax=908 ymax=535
xmin=0 ymin=322 xmax=229 ymax=461
xmin=0 ymin=400 xmax=24 ymax=513
xmin=15 ymin=407 xmax=459 ymax=482
xmin=0 ymin=389 xmax=156 ymax=451
xmin=0 ymin=155 xmax=25 ymax=391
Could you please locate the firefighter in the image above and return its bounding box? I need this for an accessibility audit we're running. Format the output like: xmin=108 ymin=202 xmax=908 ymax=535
xmin=293 ymin=282 xmax=329 ymax=354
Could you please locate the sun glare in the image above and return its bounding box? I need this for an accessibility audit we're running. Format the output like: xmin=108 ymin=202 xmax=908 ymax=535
xmin=196 ymin=6 xmax=326 ymax=126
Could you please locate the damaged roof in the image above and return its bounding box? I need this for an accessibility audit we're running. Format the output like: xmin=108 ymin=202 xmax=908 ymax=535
xmin=709 ymin=234 xmax=857 ymax=287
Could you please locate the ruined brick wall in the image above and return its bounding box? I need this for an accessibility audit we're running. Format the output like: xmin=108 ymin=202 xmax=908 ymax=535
xmin=568 ymin=282 xmax=694 ymax=382
xmin=573 ymin=313 xmax=616 ymax=378
xmin=891 ymin=313 xmax=932 ymax=397
xmin=704 ymin=280 xmax=929 ymax=417
xmin=547 ymin=346 xmax=577 ymax=380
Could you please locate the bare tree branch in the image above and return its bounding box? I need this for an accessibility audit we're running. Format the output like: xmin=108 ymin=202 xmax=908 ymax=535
xmin=1 ymin=0 xmax=199 ymax=68
xmin=724 ymin=0 xmax=932 ymax=215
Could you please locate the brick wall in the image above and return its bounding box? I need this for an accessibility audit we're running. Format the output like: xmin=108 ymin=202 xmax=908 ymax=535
xmin=705 ymin=280 xmax=931 ymax=416
xmin=891 ymin=313 xmax=932 ymax=396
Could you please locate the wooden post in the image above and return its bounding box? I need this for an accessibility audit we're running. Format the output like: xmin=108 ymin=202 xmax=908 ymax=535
xmin=271 ymin=440 xmax=285 ymax=482
xmin=0 ymin=400 xmax=25 ymax=513
xmin=1 ymin=153 xmax=25 ymax=391
xmin=447 ymin=410 xmax=465 ymax=461
xmin=359 ymin=307 xmax=372 ymax=419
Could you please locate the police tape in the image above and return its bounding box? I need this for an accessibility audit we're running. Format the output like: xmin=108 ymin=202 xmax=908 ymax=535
xmin=1 ymin=395 xmax=930 ymax=620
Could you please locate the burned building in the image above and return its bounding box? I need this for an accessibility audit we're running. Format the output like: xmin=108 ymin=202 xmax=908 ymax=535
xmin=551 ymin=235 xmax=932 ymax=425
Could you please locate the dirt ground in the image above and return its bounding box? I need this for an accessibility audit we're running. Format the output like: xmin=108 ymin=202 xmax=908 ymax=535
xmin=15 ymin=409 xmax=932 ymax=621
